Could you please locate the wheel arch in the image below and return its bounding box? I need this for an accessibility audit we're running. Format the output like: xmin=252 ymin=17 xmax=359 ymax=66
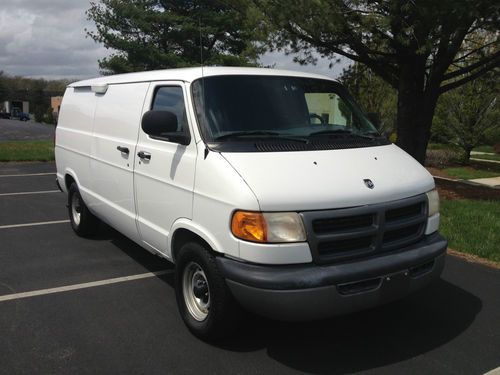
xmin=169 ymin=220 xmax=225 ymax=263
xmin=63 ymin=168 xmax=81 ymax=191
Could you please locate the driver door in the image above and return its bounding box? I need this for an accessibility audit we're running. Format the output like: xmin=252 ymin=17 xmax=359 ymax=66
xmin=133 ymin=82 xmax=197 ymax=257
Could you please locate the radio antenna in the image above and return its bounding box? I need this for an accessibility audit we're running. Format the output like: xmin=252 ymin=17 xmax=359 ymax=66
xmin=199 ymin=16 xmax=209 ymax=159
xmin=199 ymin=16 xmax=204 ymax=73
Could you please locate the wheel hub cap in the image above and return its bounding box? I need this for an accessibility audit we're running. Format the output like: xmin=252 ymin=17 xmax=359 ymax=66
xmin=182 ymin=262 xmax=210 ymax=321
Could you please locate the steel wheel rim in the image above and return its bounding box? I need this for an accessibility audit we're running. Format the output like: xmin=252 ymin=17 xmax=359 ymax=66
xmin=71 ymin=193 xmax=82 ymax=226
xmin=182 ymin=262 xmax=210 ymax=321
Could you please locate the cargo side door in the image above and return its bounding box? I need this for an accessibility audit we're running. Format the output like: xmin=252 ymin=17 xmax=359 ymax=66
xmin=134 ymin=81 xmax=197 ymax=257
xmin=90 ymin=82 xmax=150 ymax=243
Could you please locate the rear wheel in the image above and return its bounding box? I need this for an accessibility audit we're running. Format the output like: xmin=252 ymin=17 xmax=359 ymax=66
xmin=175 ymin=241 xmax=241 ymax=341
xmin=68 ymin=183 xmax=99 ymax=236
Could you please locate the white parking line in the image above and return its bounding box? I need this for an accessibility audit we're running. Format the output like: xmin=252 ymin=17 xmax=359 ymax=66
xmin=0 ymin=172 xmax=55 ymax=178
xmin=0 ymin=220 xmax=70 ymax=230
xmin=0 ymin=190 xmax=60 ymax=197
xmin=0 ymin=270 xmax=173 ymax=302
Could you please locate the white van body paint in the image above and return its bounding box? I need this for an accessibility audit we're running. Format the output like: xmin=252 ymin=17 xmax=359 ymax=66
xmin=221 ymin=144 xmax=434 ymax=212
xmin=56 ymin=67 xmax=440 ymax=266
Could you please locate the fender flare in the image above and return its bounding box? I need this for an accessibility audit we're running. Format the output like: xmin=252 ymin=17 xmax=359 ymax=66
xmin=63 ymin=168 xmax=81 ymax=191
xmin=168 ymin=218 xmax=226 ymax=261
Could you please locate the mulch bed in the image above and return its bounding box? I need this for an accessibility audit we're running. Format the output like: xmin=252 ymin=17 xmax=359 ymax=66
xmin=426 ymin=167 xmax=500 ymax=200
xmin=433 ymin=177 xmax=500 ymax=200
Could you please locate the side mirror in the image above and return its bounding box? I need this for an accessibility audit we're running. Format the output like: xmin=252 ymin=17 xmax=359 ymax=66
xmin=142 ymin=110 xmax=178 ymax=135
xmin=141 ymin=110 xmax=190 ymax=145
xmin=367 ymin=112 xmax=381 ymax=130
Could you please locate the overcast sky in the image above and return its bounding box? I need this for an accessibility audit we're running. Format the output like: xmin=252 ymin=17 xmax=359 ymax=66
xmin=0 ymin=0 xmax=349 ymax=81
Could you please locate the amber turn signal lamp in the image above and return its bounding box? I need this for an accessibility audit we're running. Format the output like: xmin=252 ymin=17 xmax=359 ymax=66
xmin=231 ymin=211 xmax=267 ymax=243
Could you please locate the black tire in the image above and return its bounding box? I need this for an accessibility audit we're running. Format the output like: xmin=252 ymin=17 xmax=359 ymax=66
xmin=175 ymin=242 xmax=241 ymax=341
xmin=68 ymin=182 xmax=99 ymax=236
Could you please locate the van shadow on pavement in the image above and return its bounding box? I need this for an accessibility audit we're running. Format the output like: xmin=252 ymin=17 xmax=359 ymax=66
xmin=94 ymin=223 xmax=482 ymax=374
xmin=219 ymin=280 xmax=481 ymax=374
xmin=85 ymin=222 xmax=173 ymax=273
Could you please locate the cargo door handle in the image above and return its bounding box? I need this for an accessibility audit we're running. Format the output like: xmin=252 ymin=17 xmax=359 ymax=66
xmin=137 ymin=151 xmax=151 ymax=160
xmin=116 ymin=146 xmax=129 ymax=154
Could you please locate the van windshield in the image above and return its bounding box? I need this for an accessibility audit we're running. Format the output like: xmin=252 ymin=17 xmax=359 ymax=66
xmin=191 ymin=75 xmax=380 ymax=145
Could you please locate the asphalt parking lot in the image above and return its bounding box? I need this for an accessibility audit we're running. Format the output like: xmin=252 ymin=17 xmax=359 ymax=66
xmin=0 ymin=118 xmax=55 ymax=141
xmin=0 ymin=161 xmax=499 ymax=375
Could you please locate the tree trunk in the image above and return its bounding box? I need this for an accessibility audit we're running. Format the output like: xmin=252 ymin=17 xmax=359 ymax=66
xmin=462 ymin=145 xmax=473 ymax=165
xmin=395 ymin=62 xmax=439 ymax=165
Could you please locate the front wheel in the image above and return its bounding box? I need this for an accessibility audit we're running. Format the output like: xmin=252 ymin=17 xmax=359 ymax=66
xmin=175 ymin=242 xmax=241 ymax=341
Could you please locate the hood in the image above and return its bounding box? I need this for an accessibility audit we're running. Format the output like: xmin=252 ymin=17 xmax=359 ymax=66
xmin=222 ymin=144 xmax=434 ymax=211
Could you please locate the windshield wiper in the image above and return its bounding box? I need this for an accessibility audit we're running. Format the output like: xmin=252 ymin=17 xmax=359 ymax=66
xmin=309 ymin=129 xmax=353 ymax=136
xmin=309 ymin=129 xmax=380 ymax=140
xmin=351 ymin=131 xmax=382 ymax=140
xmin=213 ymin=131 xmax=308 ymax=143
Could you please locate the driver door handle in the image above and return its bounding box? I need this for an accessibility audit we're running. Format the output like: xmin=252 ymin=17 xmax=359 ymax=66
xmin=116 ymin=146 xmax=129 ymax=154
xmin=137 ymin=151 xmax=151 ymax=160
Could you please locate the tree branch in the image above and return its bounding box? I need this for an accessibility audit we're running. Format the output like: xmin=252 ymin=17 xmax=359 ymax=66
xmin=285 ymin=23 xmax=399 ymax=87
xmin=425 ymin=22 xmax=474 ymax=94
xmin=443 ymin=50 xmax=500 ymax=81
xmin=440 ymin=63 xmax=499 ymax=93
xmin=452 ymin=40 xmax=498 ymax=64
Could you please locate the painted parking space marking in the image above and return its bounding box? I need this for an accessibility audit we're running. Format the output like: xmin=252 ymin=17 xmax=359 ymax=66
xmin=0 ymin=172 xmax=56 ymax=178
xmin=0 ymin=190 xmax=60 ymax=197
xmin=0 ymin=220 xmax=70 ymax=230
xmin=0 ymin=270 xmax=173 ymax=302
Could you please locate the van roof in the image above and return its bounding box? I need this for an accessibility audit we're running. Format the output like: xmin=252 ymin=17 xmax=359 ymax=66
xmin=69 ymin=67 xmax=337 ymax=87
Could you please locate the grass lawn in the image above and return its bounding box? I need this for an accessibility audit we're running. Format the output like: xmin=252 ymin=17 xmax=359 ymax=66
xmin=0 ymin=140 xmax=54 ymax=161
xmin=443 ymin=166 xmax=499 ymax=180
xmin=472 ymin=153 xmax=500 ymax=162
xmin=427 ymin=143 xmax=461 ymax=151
xmin=473 ymin=145 xmax=495 ymax=153
xmin=440 ymin=200 xmax=500 ymax=262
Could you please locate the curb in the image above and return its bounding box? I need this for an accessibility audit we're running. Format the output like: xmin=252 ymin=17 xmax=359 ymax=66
xmin=433 ymin=175 xmax=500 ymax=190
xmin=471 ymin=157 xmax=500 ymax=165
xmin=447 ymin=249 xmax=500 ymax=270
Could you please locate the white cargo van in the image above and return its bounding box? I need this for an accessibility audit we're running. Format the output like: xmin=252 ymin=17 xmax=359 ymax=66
xmin=55 ymin=67 xmax=446 ymax=340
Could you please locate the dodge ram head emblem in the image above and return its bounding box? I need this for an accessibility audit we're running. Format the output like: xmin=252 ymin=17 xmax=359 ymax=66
xmin=364 ymin=179 xmax=374 ymax=189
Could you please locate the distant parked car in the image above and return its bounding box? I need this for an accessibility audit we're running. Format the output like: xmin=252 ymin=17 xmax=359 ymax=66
xmin=0 ymin=112 xmax=11 ymax=119
xmin=18 ymin=112 xmax=30 ymax=121
xmin=11 ymin=109 xmax=30 ymax=121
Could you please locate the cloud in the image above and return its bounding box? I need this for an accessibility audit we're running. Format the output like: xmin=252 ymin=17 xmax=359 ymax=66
xmin=0 ymin=0 xmax=109 ymax=80
xmin=0 ymin=1 xmax=351 ymax=80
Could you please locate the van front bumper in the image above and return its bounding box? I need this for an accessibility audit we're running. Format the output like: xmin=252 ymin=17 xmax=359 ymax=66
xmin=216 ymin=233 xmax=447 ymax=321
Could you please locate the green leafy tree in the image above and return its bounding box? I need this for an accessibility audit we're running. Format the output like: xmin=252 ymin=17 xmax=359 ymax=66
xmin=251 ymin=0 xmax=500 ymax=164
xmin=0 ymin=71 xmax=8 ymax=106
xmin=86 ymin=0 xmax=264 ymax=74
xmin=434 ymin=73 xmax=499 ymax=163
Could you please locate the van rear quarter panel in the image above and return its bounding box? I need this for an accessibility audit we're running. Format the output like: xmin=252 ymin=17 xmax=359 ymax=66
xmin=55 ymin=87 xmax=97 ymax=201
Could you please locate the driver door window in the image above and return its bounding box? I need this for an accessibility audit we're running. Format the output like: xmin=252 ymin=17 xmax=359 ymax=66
xmin=152 ymin=86 xmax=187 ymax=133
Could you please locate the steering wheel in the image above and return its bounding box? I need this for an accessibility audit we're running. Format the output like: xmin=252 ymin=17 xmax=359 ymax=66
xmin=309 ymin=113 xmax=325 ymax=125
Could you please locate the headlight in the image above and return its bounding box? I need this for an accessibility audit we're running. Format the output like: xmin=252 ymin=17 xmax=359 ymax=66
xmin=426 ymin=189 xmax=440 ymax=217
xmin=231 ymin=211 xmax=306 ymax=243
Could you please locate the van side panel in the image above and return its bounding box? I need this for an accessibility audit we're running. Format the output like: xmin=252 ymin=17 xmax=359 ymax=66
xmin=89 ymin=82 xmax=150 ymax=243
xmin=55 ymin=87 xmax=96 ymax=201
